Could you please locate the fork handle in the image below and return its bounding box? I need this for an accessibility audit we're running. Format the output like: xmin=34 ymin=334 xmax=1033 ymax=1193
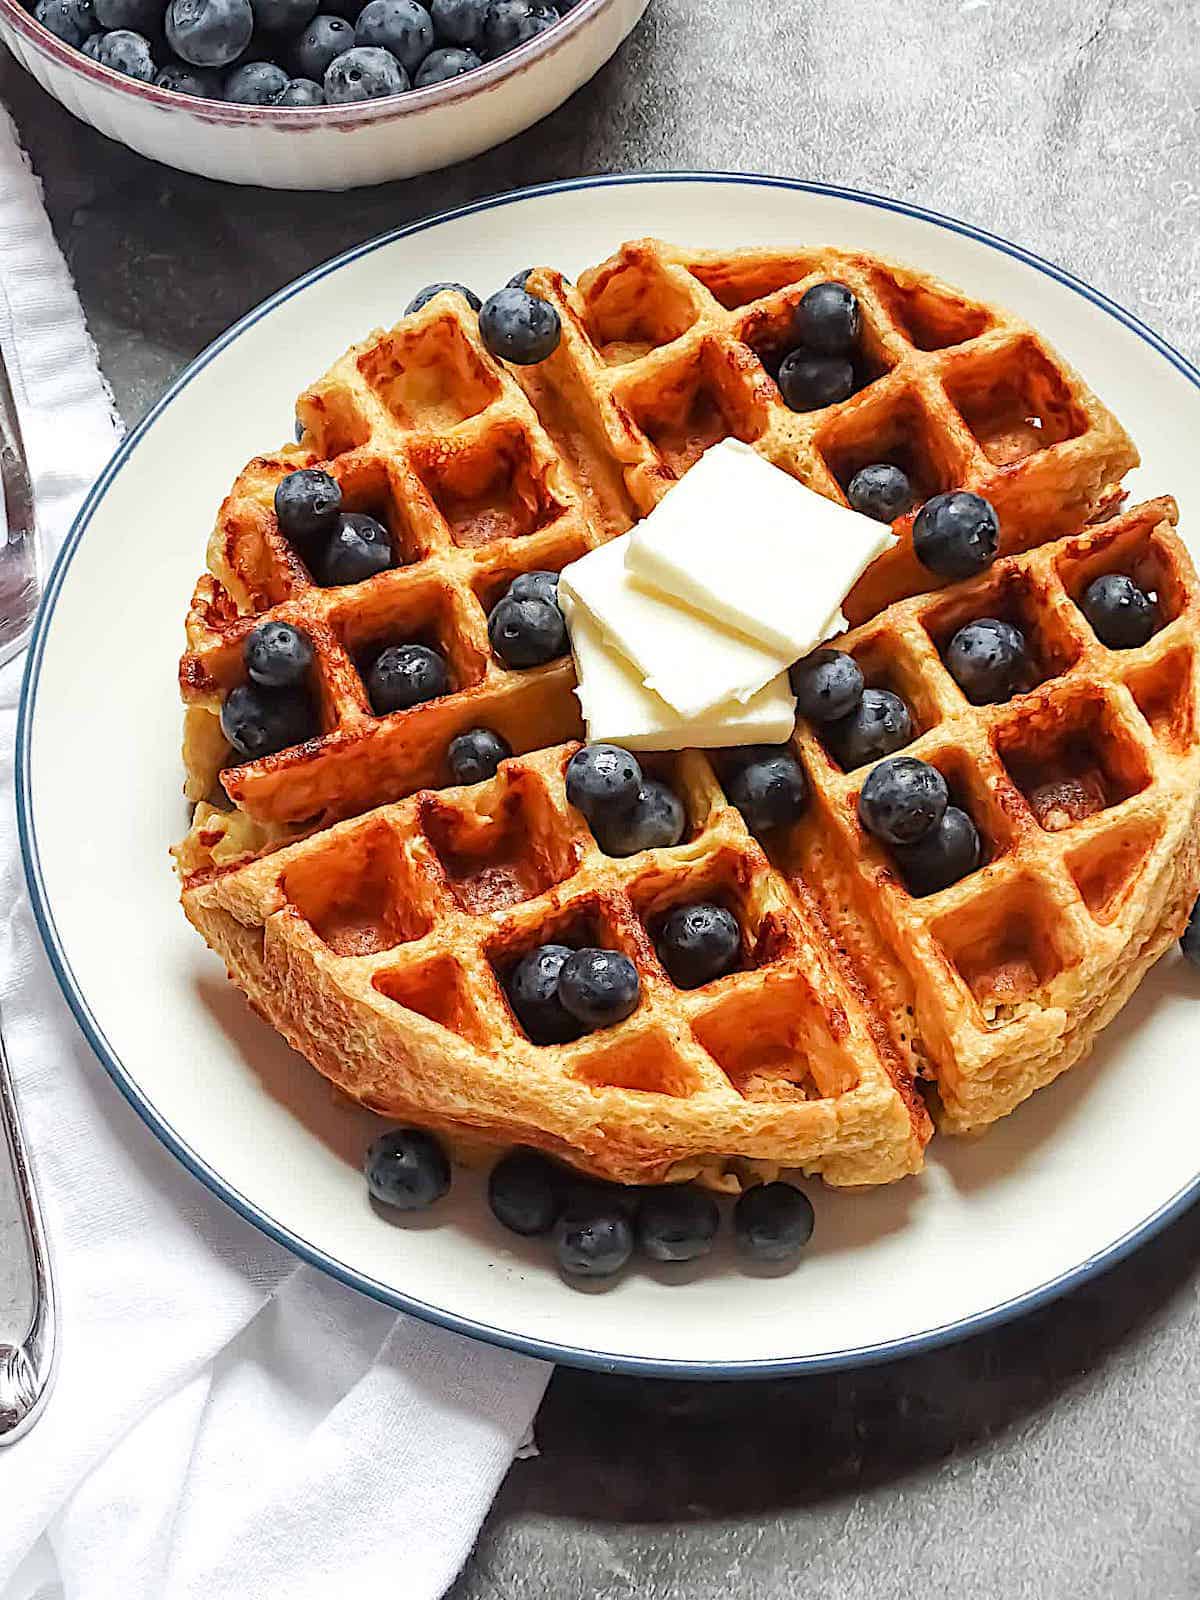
xmin=0 ymin=1009 xmax=56 ymax=1443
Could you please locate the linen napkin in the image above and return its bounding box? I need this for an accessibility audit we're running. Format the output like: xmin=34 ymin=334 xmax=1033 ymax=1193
xmin=0 ymin=106 xmax=550 ymax=1600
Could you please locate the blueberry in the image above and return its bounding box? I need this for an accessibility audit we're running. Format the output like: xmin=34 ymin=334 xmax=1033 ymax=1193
xmin=506 ymin=943 xmax=580 ymax=1044
xmin=448 ymin=726 xmax=511 ymax=784
xmin=734 ymin=1183 xmax=814 ymax=1262
xmin=558 ymin=948 xmax=640 ymax=1030
xmin=555 ymin=1205 xmax=633 ymax=1280
xmin=364 ymin=1127 xmax=450 ymax=1210
xmin=290 ymin=12 xmax=353 ymax=76
xmin=94 ymin=0 xmax=160 ymax=29
xmin=405 ymin=281 xmax=482 ymax=315
xmin=790 ymin=647 xmax=864 ymax=723
xmin=487 ymin=592 xmax=567 ymax=667
xmin=565 ymin=743 xmax=642 ymax=822
xmin=858 ymin=756 xmax=948 ymax=846
xmin=827 ymin=687 xmax=912 ymax=768
xmin=892 ymin=804 xmax=981 ymax=897
xmin=244 ymin=620 xmax=314 ymax=688
xmin=354 ymin=0 xmax=432 ymax=68
xmin=482 ymin=0 xmax=556 ymax=56
xmin=592 ymin=779 xmax=686 ymax=857
xmin=488 ymin=1148 xmax=562 ymax=1235
xmin=479 ymin=286 xmax=561 ymax=365
xmin=94 ymin=27 xmax=157 ymax=76
xmin=324 ymin=43 xmax=409 ymax=99
xmin=278 ymin=75 xmax=324 ymax=101
xmin=912 ymin=491 xmax=1000 ymax=580
xmin=274 ymin=468 xmax=342 ymax=548
xmin=155 ymin=59 xmax=224 ymax=93
xmin=727 ymin=750 xmax=808 ymax=834
xmin=793 ymin=281 xmax=860 ymax=356
xmin=777 ymin=350 xmax=855 ymax=412
xmin=506 ymin=267 xmax=534 ymax=289
xmin=166 ymin=0 xmax=252 ymax=66
xmin=367 ymin=643 xmax=450 ymax=713
xmin=1181 ymin=898 xmax=1200 ymax=967
xmin=1081 ymin=573 xmax=1156 ymax=650
xmin=220 ymin=683 xmax=313 ymax=761
xmin=250 ymin=0 xmax=316 ymax=27
xmin=224 ymin=59 xmax=289 ymax=101
xmin=319 ymin=511 xmax=394 ymax=585
xmin=635 ymin=1186 xmax=719 ymax=1263
xmin=507 ymin=569 xmax=558 ymax=606
xmin=945 ymin=617 xmax=1028 ymax=704
xmin=847 ymin=462 xmax=913 ymax=523
xmin=430 ymin=0 xmax=485 ymax=44
xmin=657 ymin=902 xmax=740 ymax=989
xmin=415 ymin=42 xmax=480 ymax=81
xmin=82 ymin=31 xmax=106 ymax=53
xmin=34 ymin=0 xmax=96 ymax=45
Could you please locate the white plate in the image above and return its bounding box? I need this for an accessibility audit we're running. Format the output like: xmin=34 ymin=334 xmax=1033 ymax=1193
xmin=19 ymin=176 xmax=1200 ymax=1377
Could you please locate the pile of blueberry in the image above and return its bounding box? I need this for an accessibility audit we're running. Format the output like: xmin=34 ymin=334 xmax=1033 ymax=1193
xmin=505 ymin=939 xmax=639 ymax=1042
xmin=31 ymin=0 xmax=578 ymax=107
xmin=774 ymin=280 xmax=868 ymax=414
xmin=364 ymin=1129 xmax=817 ymax=1279
xmin=791 ymin=647 xmax=915 ymax=772
xmin=222 ymin=618 xmax=318 ymax=759
xmin=859 ymin=754 xmax=982 ymax=898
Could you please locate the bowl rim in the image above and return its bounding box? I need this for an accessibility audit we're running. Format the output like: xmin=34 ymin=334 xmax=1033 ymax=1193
xmin=0 ymin=0 xmax=621 ymax=125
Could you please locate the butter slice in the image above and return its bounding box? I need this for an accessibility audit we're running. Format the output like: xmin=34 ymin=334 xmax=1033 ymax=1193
xmin=626 ymin=438 xmax=896 ymax=659
xmin=560 ymin=532 xmax=788 ymax=719
xmin=563 ymin=594 xmax=796 ymax=751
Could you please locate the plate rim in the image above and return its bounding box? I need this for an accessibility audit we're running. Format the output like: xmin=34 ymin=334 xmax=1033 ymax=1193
xmin=18 ymin=170 xmax=1200 ymax=1380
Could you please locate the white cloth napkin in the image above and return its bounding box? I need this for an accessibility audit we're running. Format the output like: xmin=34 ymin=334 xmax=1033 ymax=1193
xmin=0 ymin=107 xmax=550 ymax=1599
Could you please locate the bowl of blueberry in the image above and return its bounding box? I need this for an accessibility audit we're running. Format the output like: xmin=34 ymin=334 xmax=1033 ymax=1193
xmin=0 ymin=0 xmax=649 ymax=188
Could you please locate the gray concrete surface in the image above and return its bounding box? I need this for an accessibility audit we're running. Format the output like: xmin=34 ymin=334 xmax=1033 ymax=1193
xmin=2 ymin=0 xmax=1199 ymax=1593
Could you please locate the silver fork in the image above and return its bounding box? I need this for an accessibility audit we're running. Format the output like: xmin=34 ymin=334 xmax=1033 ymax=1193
xmin=0 ymin=341 xmax=56 ymax=1445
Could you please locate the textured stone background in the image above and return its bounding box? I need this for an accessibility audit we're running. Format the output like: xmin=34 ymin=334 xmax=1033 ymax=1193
xmin=2 ymin=0 xmax=1199 ymax=1594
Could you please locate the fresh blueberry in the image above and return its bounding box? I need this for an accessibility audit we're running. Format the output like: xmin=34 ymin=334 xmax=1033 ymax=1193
xmin=353 ymin=0 xmax=432 ymax=68
xmin=94 ymin=27 xmax=157 ymax=76
xmin=319 ymin=511 xmax=394 ymax=585
xmin=858 ymin=756 xmax=948 ymax=847
xmin=94 ymin=0 xmax=160 ymax=30
xmin=565 ymin=743 xmax=642 ymax=822
xmin=244 ymin=620 xmax=314 ymax=688
xmin=34 ymin=0 xmax=96 ymax=45
xmin=727 ymin=750 xmax=808 ymax=834
xmin=827 ymin=686 xmax=912 ymax=768
xmin=558 ymin=948 xmax=640 ymax=1030
xmin=483 ymin=0 xmax=556 ymax=56
xmin=488 ymin=1148 xmax=562 ymax=1235
xmin=777 ymin=350 xmax=855 ymax=412
xmin=507 ymin=569 xmax=558 ymax=606
xmin=478 ymin=286 xmax=561 ymax=365
xmin=790 ymin=647 xmax=864 ymax=723
xmin=555 ymin=1204 xmax=634 ymax=1279
xmin=1181 ymin=898 xmax=1200 ymax=967
xmin=1081 ymin=573 xmax=1156 ymax=650
xmin=847 ymin=462 xmax=913 ymax=523
xmin=250 ymin=0 xmax=316 ymax=27
xmin=506 ymin=943 xmax=580 ymax=1044
xmin=430 ymin=0 xmax=485 ymax=45
xmin=635 ymin=1186 xmax=719 ymax=1263
xmin=734 ymin=1182 xmax=814 ymax=1262
xmin=324 ymin=43 xmax=409 ymax=99
xmin=165 ymin=0 xmax=253 ymax=66
xmin=892 ymin=804 xmax=982 ymax=896
xmin=278 ymin=75 xmax=324 ymax=101
xmin=367 ymin=643 xmax=450 ymax=713
xmin=793 ymin=281 xmax=860 ymax=356
xmin=155 ymin=59 xmax=224 ymax=93
xmin=290 ymin=12 xmax=353 ymax=76
xmin=224 ymin=59 xmax=289 ymax=101
xmin=945 ymin=617 xmax=1028 ymax=704
xmin=448 ymin=726 xmax=511 ymax=784
xmin=912 ymin=491 xmax=1000 ymax=579
xmin=657 ymin=902 xmax=740 ymax=989
xmin=506 ymin=267 xmax=534 ymax=289
xmin=220 ymin=683 xmax=313 ymax=760
xmin=274 ymin=467 xmax=342 ymax=548
xmin=405 ymin=280 xmax=482 ymax=315
xmin=364 ymin=1127 xmax=450 ymax=1210
xmin=592 ymin=779 xmax=686 ymax=857
xmin=415 ymin=42 xmax=480 ymax=81
xmin=487 ymin=592 xmax=567 ymax=667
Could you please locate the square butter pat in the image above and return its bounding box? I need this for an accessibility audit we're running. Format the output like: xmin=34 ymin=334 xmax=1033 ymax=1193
xmin=626 ymin=437 xmax=897 ymax=659
xmin=563 ymin=594 xmax=796 ymax=751
xmin=560 ymin=531 xmax=788 ymax=719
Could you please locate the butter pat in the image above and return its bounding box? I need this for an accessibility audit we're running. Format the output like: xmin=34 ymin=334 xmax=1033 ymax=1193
xmin=563 ymin=593 xmax=796 ymax=751
xmin=626 ymin=437 xmax=896 ymax=659
xmin=560 ymin=532 xmax=788 ymax=719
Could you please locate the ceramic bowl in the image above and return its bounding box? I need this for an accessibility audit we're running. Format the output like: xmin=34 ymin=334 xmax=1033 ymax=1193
xmin=0 ymin=0 xmax=649 ymax=189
